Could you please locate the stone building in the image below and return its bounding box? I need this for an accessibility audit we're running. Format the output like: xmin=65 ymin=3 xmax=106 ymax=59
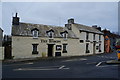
xmin=11 ymin=13 xmax=104 ymax=59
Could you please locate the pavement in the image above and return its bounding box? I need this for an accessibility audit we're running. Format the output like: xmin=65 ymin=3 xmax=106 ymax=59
xmin=106 ymin=60 xmax=120 ymax=64
xmin=3 ymin=52 xmax=114 ymax=63
xmin=2 ymin=54 xmax=96 ymax=63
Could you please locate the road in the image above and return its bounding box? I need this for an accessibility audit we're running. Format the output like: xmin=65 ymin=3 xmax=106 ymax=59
xmin=2 ymin=52 xmax=120 ymax=79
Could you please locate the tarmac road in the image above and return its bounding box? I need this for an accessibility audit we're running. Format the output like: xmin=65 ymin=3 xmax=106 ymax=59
xmin=2 ymin=52 xmax=120 ymax=80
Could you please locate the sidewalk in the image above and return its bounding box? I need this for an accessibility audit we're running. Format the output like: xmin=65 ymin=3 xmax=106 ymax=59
xmin=106 ymin=60 xmax=120 ymax=64
xmin=2 ymin=54 xmax=95 ymax=63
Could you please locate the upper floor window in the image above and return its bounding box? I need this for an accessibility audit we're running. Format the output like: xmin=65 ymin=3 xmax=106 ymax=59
xmin=31 ymin=28 xmax=39 ymax=38
xmin=86 ymin=32 xmax=89 ymax=40
xmin=46 ymin=29 xmax=54 ymax=38
xmin=60 ymin=30 xmax=68 ymax=40
xmin=99 ymin=35 xmax=101 ymax=41
xmin=93 ymin=34 xmax=96 ymax=40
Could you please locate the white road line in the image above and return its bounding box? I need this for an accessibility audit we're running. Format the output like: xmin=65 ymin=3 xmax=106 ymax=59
xmin=3 ymin=62 xmax=34 ymax=66
xmin=62 ymin=58 xmax=87 ymax=62
xmin=98 ymin=65 xmax=118 ymax=68
xmin=59 ymin=65 xmax=65 ymax=69
xmin=96 ymin=62 xmax=102 ymax=67
xmin=26 ymin=62 xmax=33 ymax=64
xmin=13 ymin=65 xmax=69 ymax=71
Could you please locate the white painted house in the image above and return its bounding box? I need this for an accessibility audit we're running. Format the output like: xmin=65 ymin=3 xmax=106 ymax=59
xmin=11 ymin=13 xmax=104 ymax=59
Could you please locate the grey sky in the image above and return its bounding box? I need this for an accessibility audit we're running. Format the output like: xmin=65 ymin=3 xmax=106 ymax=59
xmin=2 ymin=2 xmax=118 ymax=35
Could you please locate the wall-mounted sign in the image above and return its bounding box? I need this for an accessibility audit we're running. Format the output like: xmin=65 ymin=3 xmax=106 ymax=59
xmin=56 ymin=45 xmax=62 ymax=50
xmin=41 ymin=39 xmax=61 ymax=43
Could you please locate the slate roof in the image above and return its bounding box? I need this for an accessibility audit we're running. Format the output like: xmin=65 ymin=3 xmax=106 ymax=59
xmin=73 ymin=23 xmax=103 ymax=34
xmin=12 ymin=22 xmax=78 ymax=38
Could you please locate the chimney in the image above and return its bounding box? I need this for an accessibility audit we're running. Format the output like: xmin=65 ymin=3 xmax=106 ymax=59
xmin=92 ymin=25 xmax=101 ymax=31
xmin=68 ymin=18 xmax=74 ymax=24
xmin=12 ymin=13 xmax=20 ymax=25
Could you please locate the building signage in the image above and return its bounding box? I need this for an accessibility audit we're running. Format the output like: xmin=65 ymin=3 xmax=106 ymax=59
xmin=41 ymin=39 xmax=61 ymax=43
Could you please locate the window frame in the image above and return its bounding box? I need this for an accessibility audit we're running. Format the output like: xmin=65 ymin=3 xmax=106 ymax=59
xmin=32 ymin=44 xmax=39 ymax=54
xmin=62 ymin=44 xmax=67 ymax=53
xmin=46 ymin=29 xmax=54 ymax=38
xmin=31 ymin=28 xmax=39 ymax=39
xmin=86 ymin=43 xmax=90 ymax=53
xmin=86 ymin=32 xmax=89 ymax=40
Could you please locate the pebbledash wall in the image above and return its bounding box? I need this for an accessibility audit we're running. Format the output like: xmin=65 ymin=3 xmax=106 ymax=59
xmin=12 ymin=37 xmax=80 ymax=59
xmin=11 ymin=13 xmax=104 ymax=59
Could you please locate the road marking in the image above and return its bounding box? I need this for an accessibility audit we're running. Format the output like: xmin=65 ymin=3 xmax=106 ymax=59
xmin=62 ymin=58 xmax=87 ymax=62
xmin=26 ymin=62 xmax=33 ymax=64
xmin=3 ymin=62 xmax=34 ymax=66
xmin=97 ymin=65 xmax=118 ymax=68
xmin=96 ymin=62 xmax=102 ymax=67
xmin=59 ymin=65 xmax=65 ymax=69
xmin=13 ymin=65 xmax=69 ymax=71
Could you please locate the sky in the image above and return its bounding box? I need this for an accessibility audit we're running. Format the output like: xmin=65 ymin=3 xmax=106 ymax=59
xmin=1 ymin=2 xmax=118 ymax=35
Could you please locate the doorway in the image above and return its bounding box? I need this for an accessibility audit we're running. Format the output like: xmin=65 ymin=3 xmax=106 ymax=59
xmin=48 ymin=44 xmax=54 ymax=57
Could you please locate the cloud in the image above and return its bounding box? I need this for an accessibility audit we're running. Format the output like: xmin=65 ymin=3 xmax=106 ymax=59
xmin=2 ymin=2 xmax=118 ymax=35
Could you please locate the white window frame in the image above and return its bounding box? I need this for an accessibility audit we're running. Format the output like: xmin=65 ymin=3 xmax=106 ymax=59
xmin=48 ymin=31 xmax=54 ymax=38
xmin=32 ymin=30 xmax=38 ymax=38
xmin=63 ymin=33 xmax=68 ymax=40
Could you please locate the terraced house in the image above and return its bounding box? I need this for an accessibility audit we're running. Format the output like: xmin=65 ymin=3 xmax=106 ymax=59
xmin=11 ymin=13 xmax=104 ymax=59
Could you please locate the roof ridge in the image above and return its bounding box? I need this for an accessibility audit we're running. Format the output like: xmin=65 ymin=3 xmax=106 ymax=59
xmin=19 ymin=22 xmax=64 ymax=28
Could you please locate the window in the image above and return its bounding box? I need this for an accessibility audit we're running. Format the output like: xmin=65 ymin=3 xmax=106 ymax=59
xmin=93 ymin=34 xmax=96 ymax=40
xmin=32 ymin=44 xmax=38 ymax=54
xmin=86 ymin=32 xmax=89 ymax=40
xmin=86 ymin=43 xmax=90 ymax=53
xmin=60 ymin=31 xmax=68 ymax=40
xmin=63 ymin=33 xmax=67 ymax=39
xmin=46 ymin=29 xmax=54 ymax=38
xmin=99 ymin=35 xmax=101 ymax=41
xmin=63 ymin=44 xmax=67 ymax=53
xmin=80 ymin=40 xmax=84 ymax=43
xmin=99 ymin=44 xmax=101 ymax=52
xmin=31 ymin=28 xmax=39 ymax=38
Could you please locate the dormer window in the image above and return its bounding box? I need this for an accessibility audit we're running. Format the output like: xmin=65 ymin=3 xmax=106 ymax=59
xmin=46 ymin=29 xmax=54 ymax=38
xmin=31 ymin=28 xmax=39 ymax=38
xmin=60 ymin=30 xmax=68 ymax=40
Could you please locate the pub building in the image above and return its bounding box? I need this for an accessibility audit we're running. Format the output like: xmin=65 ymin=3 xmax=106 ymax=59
xmin=11 ymin=13 xmax=104 ymax=59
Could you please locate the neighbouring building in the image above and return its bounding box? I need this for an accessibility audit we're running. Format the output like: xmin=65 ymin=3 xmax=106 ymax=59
xmin=0 ymin=28 xmax=4 ymax=60
xmin=11 ymin=13 xmax=104 ymax=59
xmin=102 ymin=29 xmax=120 ymax=53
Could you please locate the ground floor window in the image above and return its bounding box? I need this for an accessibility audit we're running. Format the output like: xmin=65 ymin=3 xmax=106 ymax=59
xmin=63 ymin=44 xmax=67 ymax=53
xmin=32 ymin=44 xmax=39 ymax=54
xmin=86 ymin=43 xmax=90 ymax=53
xmin=99 ymin=44 xmax=101 ymax=52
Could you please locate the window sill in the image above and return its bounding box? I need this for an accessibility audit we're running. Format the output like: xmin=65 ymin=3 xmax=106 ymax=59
xmin=86 ymin=50 xmax=90 ymax=53
xmin=32 ymin=51 xmax=38 ymax=54
xmin=86 ymin=40 xmax=90 ymax=42
xmin=62 ymin=51 xmax=67 ymax=53
xmin=33 ymin=37 xmax=38 ymax=39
